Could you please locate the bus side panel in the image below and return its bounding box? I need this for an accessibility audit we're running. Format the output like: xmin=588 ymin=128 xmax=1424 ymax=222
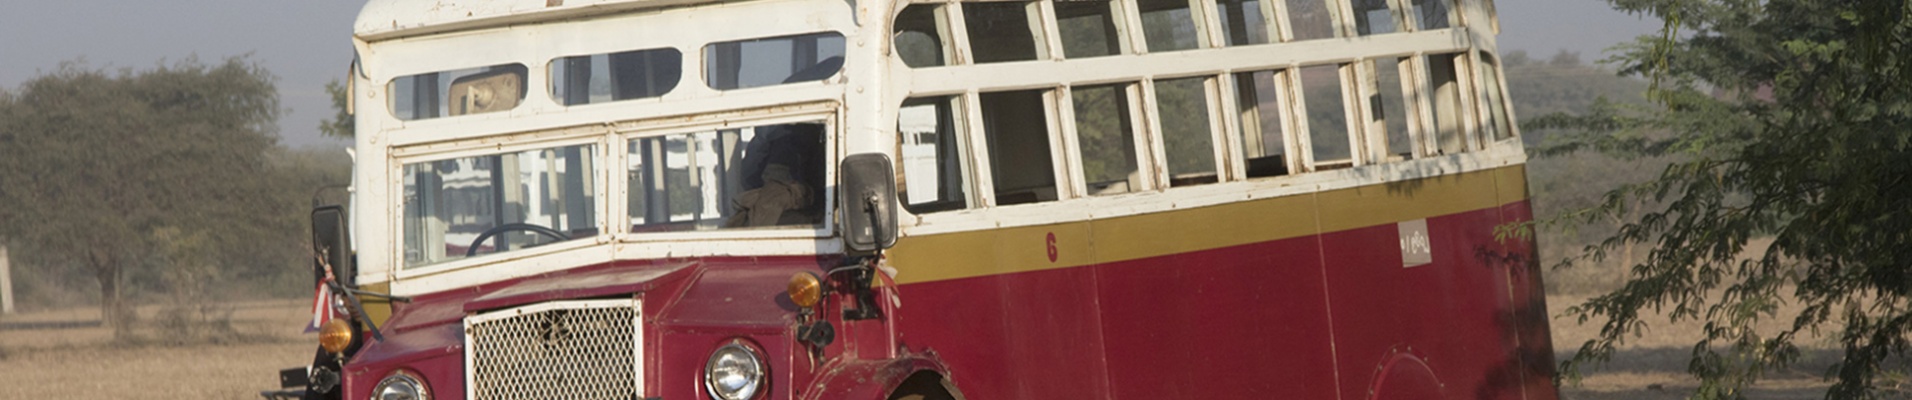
xmin=892 ymin=267 xmax=1114 ymax=399
xmin=1319 ymin=205 xmax=1527 ymax=400
xmin=1094 ymin=236 xmax=1340 ymax=399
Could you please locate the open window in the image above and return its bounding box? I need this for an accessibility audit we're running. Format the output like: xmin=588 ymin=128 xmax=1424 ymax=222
xmin=1411 ymin=0 xmax=1452 ymax=30
xmin=1425 ymin=53 xmax=1469 ymax=154
xmin=978 ymin=90 xmax=1059 ymax=205
xmin=898 ymin=96 xmax=973 ymax=213
xmin=1154 ymin=77 xmax=1220 ymax=186
xmin=1137 ymin=0 xmax=1204 ymax=52
xmin=550 ymin=47 xmax=682 ymax=105
xmin=894 ymin=4 xmax=952 ymax=68
xmin=1054 ymin=0 xmax=1124 ymax=58
xmin=1215 ymin=0 xmax=1272 ymax=46
xmin=628 ymin=122 xmax=828 ymax=232
xmin=389 ymin=64 xmax=528 ymax=120
xmin=1366 ymin=57 xmax=1415 ymax=161
xmin=1071 ymin=83 xmax=1142 ymax=194
xmin=963 ymin=2 xmax=1047 ymax=63
xmin=402 ymin=143 xmax=597 ymax=268
xmin=705 ymin=32 xmax=846 ymax=90
xmin=1297 ymin=64 xmax=1354 ymax=169
xmin=1349 ymin=0 xmax=1397 ymax=35
xmin=1477 ymin=52 xmax=1516 ymax=142
xmin=1233 ymin=70 xmax=1291 ymax=178
xmin=1283 ymin=0 xmax=1339 ymax=40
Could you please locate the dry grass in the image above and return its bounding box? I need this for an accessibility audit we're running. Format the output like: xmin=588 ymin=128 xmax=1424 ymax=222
xmin=0 ymin=299 xmax=313 ymax=399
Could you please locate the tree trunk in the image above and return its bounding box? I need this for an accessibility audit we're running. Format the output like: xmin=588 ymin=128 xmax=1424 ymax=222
xmin=90 ymin=250 xmax=129 ymax=340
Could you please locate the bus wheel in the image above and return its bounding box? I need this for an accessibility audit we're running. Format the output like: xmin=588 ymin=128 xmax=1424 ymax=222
xmin=887 ymin=371 xmax=961 ymax=400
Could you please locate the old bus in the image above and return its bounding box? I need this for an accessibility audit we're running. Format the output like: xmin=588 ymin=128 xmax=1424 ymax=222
xmin=269 ymin=0 xmax=1556 ymax=399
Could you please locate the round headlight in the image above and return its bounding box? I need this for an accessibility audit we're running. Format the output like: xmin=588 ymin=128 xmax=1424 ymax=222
xmin=704 ymin=340 xmax=765 ymax=400
xmin=372 ymin=371 xmax=429 ymax=400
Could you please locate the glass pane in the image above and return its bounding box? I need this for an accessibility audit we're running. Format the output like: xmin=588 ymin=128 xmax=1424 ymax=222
xmin=1156 ymin=77 xmax=1217 ymax=185
xmin=629 ymin=123 xmax=827 ymax=231
xmin=1412 ymin=0 xmax=1451 ymax=30
xmin=979 ymin=90 xmax=1057 ymax=205
xmin=1216 ymin=0 xmax=1270 ymax=46
xmin=1072 ymin=84 xmax=1140 ymax=194
xmin=1056 ymin=0 xmax=1122 ymax=58
xmin=964 ymin=2 xmax=1044 ymax=63
xmin=1426 ymin=53 xmax=1468 ymax=155
xmin=1479 ymin=53 xmax=1515 ymax=140
xmin=403 ymin=144 xmax=597 ymax=268
xmin=550 ymin=48 xmax=682 ymax=105
xmin=705 ymin=32 xmax=846 ymax=90
xmin=894 ymin=5 xmax=948 ymax=67
xmin=1372 ymin=58 xmax=1413 ymax=160
xmin=1233 ymin=70 xmax=1289 ymax=177
xmin=1298 ymin=64 xmax=1352 ymax=164
xmin=389 ymin=64 xmax=528 ymax=120
xmin=1138 ymin=0 xmax=1201 ymax=52
xmin=1350 ymin=0 xmax=1396 ymax=35
xmin=898 ymin=97 xmax=971 ymax=213
xmin=1284 ymin=0 xmax=1337 ymax=40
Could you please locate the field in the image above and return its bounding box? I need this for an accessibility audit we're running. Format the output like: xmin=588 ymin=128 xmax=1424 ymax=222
xmin=0 ymin=295 xmax=1877 ymax=399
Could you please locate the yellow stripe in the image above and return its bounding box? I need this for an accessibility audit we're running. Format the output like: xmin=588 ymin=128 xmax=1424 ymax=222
xmin=889 ymin=166 xmax=1529 ymax=284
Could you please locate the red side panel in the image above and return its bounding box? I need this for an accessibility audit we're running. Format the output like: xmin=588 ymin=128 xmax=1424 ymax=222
xmin=893 ymin=266 xmax=1113 ymax=398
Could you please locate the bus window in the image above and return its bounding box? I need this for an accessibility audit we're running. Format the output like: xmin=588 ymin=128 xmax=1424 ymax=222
xmin=1137 ymin=0 xmax=1203 ymax=52
xmin=705 ymin=32 xmax=846 ymax=90
xmin=550 ymin=47 xmax=682 ymax=106
xmin=1411 ymin=0 xmax=1452 ymax=30
xmin=1071 ymin=84 xmax=1141 ymax=194
xmin=1215 ymin=0 xmax=1271 ymax=46
xmin=898 ymin=97 xmax=972 ymax=213
xmin=1233 ymin=70 xmax=1290 ymax=178
xmin=389 ymin=64 xmax=527 ymax=120
xmin=1426 ymin=53 xmax=1467 ymax=154
xmin=1155 ymin=77 xmax=1219 ymax=185
xmin=1283 ymin=0 xmax=1338 ymax=40
xmin=979 ymin=90 xmax=1058 ymax=205
xmin=1478 ymin=52 xmax=1515 ymax=141
xmin=1054 ymin=0 xmax=1122 ymax=59
xmin=402 ymin=144 xmax=597 ymax=268
xmin=963 ymin=2 xmax=1046 ymax=63
xmin=894 ymin=4 xmax=950 ymax=68
xmin=1350 ymin=0 xmax=1397 ymax=35
xmin=1368 ymin=57 xmax=1414 ymax=161
xmin=628 ymin=122 xmax=826 ymax=231
xmin=1298 ymin=64 xmax=1353 ymax=168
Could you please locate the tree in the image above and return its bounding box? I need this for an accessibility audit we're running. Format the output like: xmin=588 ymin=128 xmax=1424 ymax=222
xmin=319 ymin=79 xmax=353 ymax=139
xmin=0 ymin=58 xmax=281 ymax=339
xmin=1524 ymin=1 xmax=1912 ymax=398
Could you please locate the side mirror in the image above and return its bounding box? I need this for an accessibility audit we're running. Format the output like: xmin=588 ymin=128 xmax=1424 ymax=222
xmin=311 ymin=205 xmax=355 ymax=287
xmin=839 ymin=153 xmax=899 ymax=253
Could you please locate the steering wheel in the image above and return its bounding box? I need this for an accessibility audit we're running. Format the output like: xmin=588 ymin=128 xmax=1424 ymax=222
xmin=465 ymin=223 xmax=571 ymax=257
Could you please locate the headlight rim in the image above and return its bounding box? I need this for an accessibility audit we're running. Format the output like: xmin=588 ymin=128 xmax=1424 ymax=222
xmin=372 ymin=369 xmax=430 ymax=400
xmin=704 ymin=339 xmax=767 ymax=400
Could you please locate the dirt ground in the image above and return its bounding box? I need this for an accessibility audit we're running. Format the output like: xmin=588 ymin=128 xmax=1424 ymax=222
xmin=0 ymin=295 xmax=1890 ymax=399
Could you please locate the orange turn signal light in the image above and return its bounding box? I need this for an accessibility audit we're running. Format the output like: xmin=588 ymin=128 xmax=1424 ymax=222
xmin=788 ymin=272 xmax=822 ymax=309
xmin=320 ymin=319 xmax=355 ymax=354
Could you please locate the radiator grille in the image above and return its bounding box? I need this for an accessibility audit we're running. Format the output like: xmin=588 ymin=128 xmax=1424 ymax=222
xmin=465 ymin=300 xmax=640 ymax=400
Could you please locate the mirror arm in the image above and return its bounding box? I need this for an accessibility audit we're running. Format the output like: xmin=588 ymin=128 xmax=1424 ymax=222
xmin=325 ymin=280 xmax=387 ymax=342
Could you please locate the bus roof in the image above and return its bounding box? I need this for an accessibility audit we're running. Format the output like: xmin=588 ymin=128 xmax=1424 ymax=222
xmin=355 ymin=0 xmax=716 ymax=40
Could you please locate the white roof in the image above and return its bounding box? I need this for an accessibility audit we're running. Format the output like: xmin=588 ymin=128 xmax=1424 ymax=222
xmin=354 ymin=0 xmax=710 ymax=40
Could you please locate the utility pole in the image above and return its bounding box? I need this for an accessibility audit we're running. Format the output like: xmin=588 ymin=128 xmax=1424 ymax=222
xmin=1 ymin=245 xmax=13 ymax=314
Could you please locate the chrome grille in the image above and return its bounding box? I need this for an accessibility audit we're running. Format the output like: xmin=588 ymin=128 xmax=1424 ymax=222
xmin=465 ymin=299 xmax=642 ymax=400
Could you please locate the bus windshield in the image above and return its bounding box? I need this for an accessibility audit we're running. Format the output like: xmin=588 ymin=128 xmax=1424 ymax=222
xmin=402 ymin=144 xmax=597 ymax=269
xmin=628 ymin=121 xmax=827 ymax=232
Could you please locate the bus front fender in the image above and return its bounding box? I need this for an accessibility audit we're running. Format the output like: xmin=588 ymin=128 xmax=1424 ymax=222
xmin=800 ymin=352 xmax=961 ymax=400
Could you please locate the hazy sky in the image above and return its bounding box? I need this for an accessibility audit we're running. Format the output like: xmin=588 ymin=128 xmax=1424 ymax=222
xmin=0 ymin=1 xmax=1661 ymax=148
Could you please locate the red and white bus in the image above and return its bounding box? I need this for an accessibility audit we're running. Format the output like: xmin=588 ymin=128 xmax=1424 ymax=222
xmin=271 ymin=0 xmax=1556 ymax=399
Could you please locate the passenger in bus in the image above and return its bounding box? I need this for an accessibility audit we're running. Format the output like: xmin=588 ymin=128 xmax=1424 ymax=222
xmin=724 ymin=124 xmax=824 ymax=228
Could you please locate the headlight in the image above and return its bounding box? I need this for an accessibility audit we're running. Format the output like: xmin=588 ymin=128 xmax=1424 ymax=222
xmin=372 ymin=370 xmax=429 ymax=400
xmin=704 ymin=340 xmax=765 ymax=400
